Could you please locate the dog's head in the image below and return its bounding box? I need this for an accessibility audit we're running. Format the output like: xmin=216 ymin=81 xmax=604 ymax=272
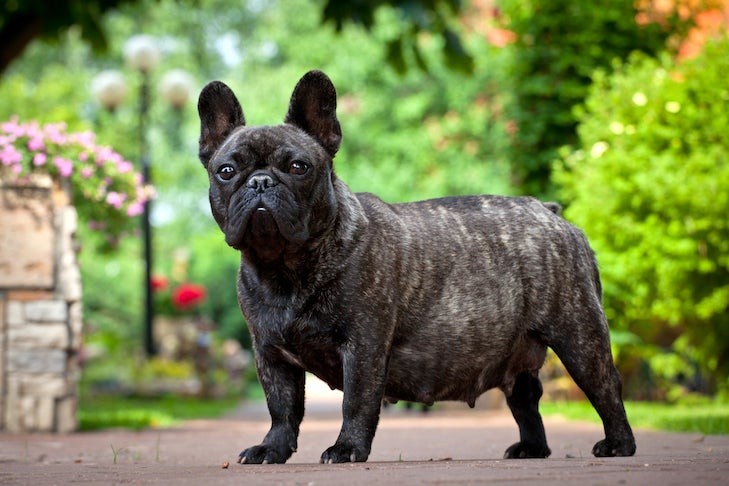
xmin=197 ymin=71 xmax=342 ymax=261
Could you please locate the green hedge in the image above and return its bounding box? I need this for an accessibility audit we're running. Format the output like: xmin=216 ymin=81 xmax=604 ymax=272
xmin=556 ymin=39 xmax=729 ymax=398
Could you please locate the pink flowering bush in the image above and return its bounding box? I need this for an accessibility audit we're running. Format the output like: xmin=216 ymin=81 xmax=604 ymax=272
xmin=0 ymin=117 xmax=153 ymax=246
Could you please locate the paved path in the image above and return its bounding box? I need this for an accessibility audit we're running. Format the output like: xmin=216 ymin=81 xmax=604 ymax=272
xmin=1 ymin=382 xmax=728 ymax=484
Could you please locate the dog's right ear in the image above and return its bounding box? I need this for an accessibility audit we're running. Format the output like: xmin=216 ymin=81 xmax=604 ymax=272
xmin=197 ymin=81 xmax=245 ymax=168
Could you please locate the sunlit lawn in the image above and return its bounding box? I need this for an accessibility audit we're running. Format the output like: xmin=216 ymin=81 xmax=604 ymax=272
xmin=79 ymin=383 xmax=729 ymax=435
xmin=540 ymin=400 xmax=729 ymax=435
xmin=78 ymin=394 xmax=241 ymax=431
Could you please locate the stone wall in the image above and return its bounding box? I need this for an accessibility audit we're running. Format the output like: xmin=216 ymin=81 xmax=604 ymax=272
xmin=0 ymin=177 xmax=82 ymax=433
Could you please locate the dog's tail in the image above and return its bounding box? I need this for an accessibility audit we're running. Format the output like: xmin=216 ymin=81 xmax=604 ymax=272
xmin=542 ymin=202 xmax=562 ymax=216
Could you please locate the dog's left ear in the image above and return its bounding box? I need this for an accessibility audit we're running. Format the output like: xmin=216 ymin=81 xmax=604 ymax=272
xmin=198 ymin=81 xmax=245 ymax=168
xmin=285 ymin=70 xmax=342 ymax=157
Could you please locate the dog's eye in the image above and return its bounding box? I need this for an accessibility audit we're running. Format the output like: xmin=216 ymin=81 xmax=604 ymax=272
xmin=288 ymin=160 xmax=309 ymax=176
xmin=216 ymin=164 xmax=236 ymax=181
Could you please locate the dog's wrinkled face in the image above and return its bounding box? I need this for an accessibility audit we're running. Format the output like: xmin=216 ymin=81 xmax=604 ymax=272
xmin=207 ymin=126 xmax=336 ymax=259
xmin=198 ymin=72 xmax=342 ymax=261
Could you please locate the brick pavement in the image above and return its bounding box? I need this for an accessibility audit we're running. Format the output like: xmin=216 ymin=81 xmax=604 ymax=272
xmin=1 ymin=381 xmax=728 ymax=485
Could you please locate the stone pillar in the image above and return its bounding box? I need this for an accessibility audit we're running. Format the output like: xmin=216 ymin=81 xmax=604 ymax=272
xmin=0 ymin=177 xmax=82 ymax=433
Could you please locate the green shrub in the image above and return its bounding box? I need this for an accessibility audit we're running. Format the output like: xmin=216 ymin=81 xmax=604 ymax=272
xmin=556 ymin=39 xmax=729 ymax=398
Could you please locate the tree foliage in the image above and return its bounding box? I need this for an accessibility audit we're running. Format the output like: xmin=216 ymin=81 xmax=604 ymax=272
xmin=556 ymin=39 xmax=729 ymax=397
xmin=0 ymin=0 xmax=474 ymax=77
xmin=321 ymin=0 xmax=473 ymax=74
xmin=0 ymin=0 xmax=142 ymax=74
xmin=500 ymin=0 xmax=671 ymax=196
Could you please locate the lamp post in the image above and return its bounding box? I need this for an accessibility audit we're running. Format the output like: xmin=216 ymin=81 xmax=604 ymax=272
xmin=92 ymin=35 xmax=194 ymax=357
xmin=125 ymin=35 xmax=158 ymax=357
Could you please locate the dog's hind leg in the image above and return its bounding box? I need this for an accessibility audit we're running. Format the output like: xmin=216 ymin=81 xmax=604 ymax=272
xmin=503 ymin=372 xmax=552 ymax=458
xmin=548 ymin=310 xmax=636 ymax=457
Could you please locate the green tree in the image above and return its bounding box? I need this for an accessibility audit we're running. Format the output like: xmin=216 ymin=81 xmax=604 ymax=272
xmin=321 ymin=0 xmax=473 ymax=73
xmin=500 ymin=0 xmax=670 ymax=196
xmin=1 ymin=0 xmax=473 ymax=77
xmin=556 ymin=39 xmax=729 ymax=398
xmin=0 ymin=0 xmax=141 ymax=74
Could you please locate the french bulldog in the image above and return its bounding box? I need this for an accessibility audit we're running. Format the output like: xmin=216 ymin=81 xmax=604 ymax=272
xmin=197 ymin=70 xmax=636 ymax=464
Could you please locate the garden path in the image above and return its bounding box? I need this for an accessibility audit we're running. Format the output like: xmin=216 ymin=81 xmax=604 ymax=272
xmin=1 ymin=378 xmax=728 ymax=485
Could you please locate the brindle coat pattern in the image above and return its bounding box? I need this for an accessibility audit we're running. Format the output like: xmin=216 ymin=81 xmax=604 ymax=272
xmin=197 ymin=70 xmax=636 ymax=464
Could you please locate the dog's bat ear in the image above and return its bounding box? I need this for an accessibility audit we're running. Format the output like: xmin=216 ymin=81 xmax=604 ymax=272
xmin=197 ymin=81 xmax=245 ymax=167
xmin=285 ymin=70 xmax=342 ymax=157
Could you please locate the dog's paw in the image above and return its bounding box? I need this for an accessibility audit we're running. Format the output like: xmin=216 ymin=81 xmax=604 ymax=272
xmin=504 ymin=441 xmax=551 ymax=459
xmin=592 ymin=437 xmax=636 ymax=457
xmin=320 ymin=442 xmax=369 ymax=463
xmin=238 ymin=444 xmax=292 ymax=464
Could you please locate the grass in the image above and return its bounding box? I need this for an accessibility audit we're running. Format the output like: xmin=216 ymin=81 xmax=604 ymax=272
xmin=79 ymin=383 xmax=729 ymax=436
xmin=540 ymin=400 xmax=729 ymax=435
xmin=78 ymin=394 xmax=240 ymax=431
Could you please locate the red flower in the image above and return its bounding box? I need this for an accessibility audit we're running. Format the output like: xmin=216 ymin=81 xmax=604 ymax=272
xmin=171 ymin=283 xmax=207 ymax=311
xmin=151 ymin=275 xmax=169 ymax=292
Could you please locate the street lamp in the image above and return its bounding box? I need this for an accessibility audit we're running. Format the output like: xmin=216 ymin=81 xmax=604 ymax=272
xmin=160 ymin=69 xmax=196 ymax=109
xmin=90 ymin=70 xmax=127 ymax=112
xmin=92 ymin=35 xmax=194 ymax=357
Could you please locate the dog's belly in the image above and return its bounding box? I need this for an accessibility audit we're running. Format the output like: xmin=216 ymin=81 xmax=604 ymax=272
xmin=384 ymin=356 xmax=503 ymax=405
xmin=384 ymin=332 xmax=547 ymax=406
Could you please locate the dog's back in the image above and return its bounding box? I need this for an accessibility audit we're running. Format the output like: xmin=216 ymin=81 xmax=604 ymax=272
xmin=353 ymin=193 xmax=605 ymax=405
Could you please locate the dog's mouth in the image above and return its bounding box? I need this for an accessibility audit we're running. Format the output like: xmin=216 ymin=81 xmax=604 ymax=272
xmin=225 ymin=197 xmax=278 ymax=246
xmin=223 ymin=190 xmax=310 ymax=259
xmin=225 ymin=202 xmax=284 ymax=259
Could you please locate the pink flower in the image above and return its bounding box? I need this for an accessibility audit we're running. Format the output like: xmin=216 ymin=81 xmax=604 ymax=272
xmin=44 ymin=122 xmax=68 ymax=145
xmin=72 ymin=131 xmax=96 ymax=148
xmin=1 ymin=117 xmax=155 ymax=243
xmin=126 ymin=201 xmax=145 ymax=217
xmin=24 ymin=121 xmax=41 ymax=137
xmin=107 ymin=152 xmax=123 ymax=166
xmin=117 ymin=160 xmax=133 ymax=173
xmin=0 ymin=144 xmax=22 ymax=165
xmin=1 ymin=116 xmax=20 ymax=135
xmin=95 ymin=146 xmax=114 ymax=165
xmin=33 ymin=153 xmax=47 ymax=166
xmin=53 ymin=156 xmax=73 ymax=177
xmin=27 ymin=137 xmax=45 ymax=151
xmin=106 ymin=191 xmax=126 ymax=209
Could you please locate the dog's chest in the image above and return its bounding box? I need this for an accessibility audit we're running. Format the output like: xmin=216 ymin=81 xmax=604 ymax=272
xmin=250 ymin=299 xmax=347 ymax=389
xmin=280 ymin=329 xmax=345 ymax=390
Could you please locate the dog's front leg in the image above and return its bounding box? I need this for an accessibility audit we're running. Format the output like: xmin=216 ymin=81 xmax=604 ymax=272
xmin=239 ymin=348 xmax=305 ymax=464
xmin=320 ymin=346 xmax=387 ymax=463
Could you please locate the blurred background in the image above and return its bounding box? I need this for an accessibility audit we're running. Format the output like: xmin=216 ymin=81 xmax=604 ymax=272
xmin=1 ymin=0 xmax=727 ymax=430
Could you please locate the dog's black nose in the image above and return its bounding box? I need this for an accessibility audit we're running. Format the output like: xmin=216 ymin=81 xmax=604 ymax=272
xmin=247 ymin=173 xmax=277 ymax=193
